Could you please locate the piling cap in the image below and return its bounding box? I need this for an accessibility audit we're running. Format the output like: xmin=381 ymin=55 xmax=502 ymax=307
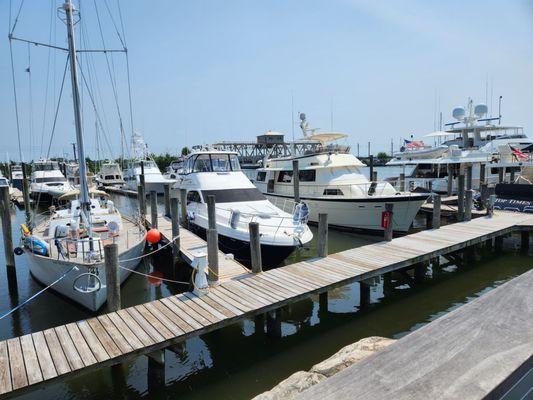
xmin=146 ymin=228 xmax=161 ymax=244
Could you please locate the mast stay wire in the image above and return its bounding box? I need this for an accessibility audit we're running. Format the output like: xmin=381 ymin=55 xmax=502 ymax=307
xmin=26 ymin=43 xmax=34 ymax=161
xmin=39 ymin=0 xmax=55 ymax=158
xmin=93 ymin=0 xmax=131 ymax=161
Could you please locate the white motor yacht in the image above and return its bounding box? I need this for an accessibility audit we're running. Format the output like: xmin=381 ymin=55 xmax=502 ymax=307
xmin=30 ymin=159 xmax=74 ymax=204
xmin=387 ymin=100 xmax=533 ymax=193
xmin=123 ymin=133 xmax=175 ymax=194
xmin=251 ymin=115 xmax=428 ymax=233
xmin=173 ymin=149 xmax=313 ymax=267
xmin=96 ymin=161 xmax=125 ymax=187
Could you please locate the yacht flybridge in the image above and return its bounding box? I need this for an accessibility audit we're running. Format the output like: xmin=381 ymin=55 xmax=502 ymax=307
xmin=19 ymin=0 xmax=146 ymax=311
xmin=29 ymin=159 xmax=74 ymax=204
xmin=173 ymin=149 xmax=313 ymax=266
xmin=123 ymin=133 xmax=175 ymax=194
xmin=252 ymin=114 xmax=429 ymax=232
xmin=96 ymin=161 xmax=125 ymax=187
xmin=387 ymin=100 xmax=533 ymax=193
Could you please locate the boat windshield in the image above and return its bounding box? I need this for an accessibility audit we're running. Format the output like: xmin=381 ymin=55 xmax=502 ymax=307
xmin=189 ymin=154 xmax=241 ymax=173
xmin=34 ymin=177 xmax=67 ymax=183
xmin=201 ymin=188 xmax=265 ymax=203
xmin=34 ymin=162 xmax=59 ymax=171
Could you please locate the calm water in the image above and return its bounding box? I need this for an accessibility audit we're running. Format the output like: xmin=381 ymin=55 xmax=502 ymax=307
xmin=0 ymin=182 xmax=531 ymax=399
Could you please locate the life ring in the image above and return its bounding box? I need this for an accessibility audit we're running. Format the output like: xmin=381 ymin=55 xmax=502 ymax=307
xmin=14 ymin=247 xmax=24 ymax=256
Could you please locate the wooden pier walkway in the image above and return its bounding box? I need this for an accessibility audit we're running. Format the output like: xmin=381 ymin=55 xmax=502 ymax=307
xmin=297 ymin=267 xmax=533 ymax=400
xmin=0 ymin=211 xmax=532 ymax=397
xmin=156 ymin=215 xmax=250 ymax=281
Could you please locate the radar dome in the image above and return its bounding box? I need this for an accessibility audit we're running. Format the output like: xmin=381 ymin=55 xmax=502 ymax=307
xmin=299 ymin=113 xmax=306 ymax=121
xmin=452 ymin=107 xmax=466 ymax=121
xmin=474 ymin=103 xmax=488 ymax=118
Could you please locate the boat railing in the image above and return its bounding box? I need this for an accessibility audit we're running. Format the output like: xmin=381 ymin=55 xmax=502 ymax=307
xmin=48 ymin=236 xmax=106 ymax=263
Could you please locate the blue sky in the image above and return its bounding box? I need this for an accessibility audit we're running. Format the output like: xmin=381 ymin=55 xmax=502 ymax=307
xmin=1 ymin=0 xmax=533 ymax=161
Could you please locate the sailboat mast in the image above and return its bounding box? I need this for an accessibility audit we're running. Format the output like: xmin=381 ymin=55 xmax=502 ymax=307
xmin=63 ymin=0 xmax=90 ymax=210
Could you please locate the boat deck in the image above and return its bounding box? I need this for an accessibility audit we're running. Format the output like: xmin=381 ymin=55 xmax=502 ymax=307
xmin=0 ymin=211 xmax=531 ymax=397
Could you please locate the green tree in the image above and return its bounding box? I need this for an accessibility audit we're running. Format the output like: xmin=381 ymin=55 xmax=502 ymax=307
xmin=181 ymin=146 xmax=190 ymax=156
xmin=377 ymin=151 xmax=389 ymax=160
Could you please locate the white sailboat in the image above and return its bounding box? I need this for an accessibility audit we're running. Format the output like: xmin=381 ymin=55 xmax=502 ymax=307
xmin=20 ymin=0 xmax=146 ymax=311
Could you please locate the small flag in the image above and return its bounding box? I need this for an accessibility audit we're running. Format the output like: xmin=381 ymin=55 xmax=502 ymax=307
xmin=404 ymin=139 xmax=425 ymax=149
xmin=509 ymin=145 xmax=528 ymax=160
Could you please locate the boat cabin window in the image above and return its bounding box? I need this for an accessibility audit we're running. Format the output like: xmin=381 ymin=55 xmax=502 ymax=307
xmin=256 ymin=171 xmax=267 ymax=182
xmin=34 ymin=177 xmax=67 ymax=183
xmin=0 ymin=178 xmax=8 ymax=186
xmin=230 ymin=155 xmax=240 ymax=171
xmin=323 ymin=188 xmax=344 ymax=196
xmin=34 ymin=163 xmax=59 ymax=171
xmin=187 ymin=190 xmax=202 ymax=204
xmin=299 ymin=170 xmax=316 ymax=182
xmin=277 ymin=171 xmax=293 ymax=183
xmin=193 ymin=155 xmax=212 ymax=172
xmin=211 ymin=154 xmax=230 ymax=172
xmin=201 ymin=188 xmax=266 ymax=203
xmin=189 ymin=153 xmax=241 ymax=173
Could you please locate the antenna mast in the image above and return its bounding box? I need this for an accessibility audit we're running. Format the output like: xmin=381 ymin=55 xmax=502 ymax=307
xmin=62 ymin=0 xmax=91 ymax=214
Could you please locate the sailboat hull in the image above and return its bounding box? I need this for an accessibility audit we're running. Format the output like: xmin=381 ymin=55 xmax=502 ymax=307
xmin=25 ymin=238 xmax=145 ymax=311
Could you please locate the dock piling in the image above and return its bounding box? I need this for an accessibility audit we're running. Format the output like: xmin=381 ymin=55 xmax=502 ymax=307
xmin=479 ymin=163 xmax=486 ymax=185
xmin=457 ymin=174 xmax=465 ymax=221
xmin=399 ymin=173 xmax=405 ymax=191
xmin=317 ymin=213 xmax=328 ymax=258
xmin=465 ymin=189 xmax=473 ymax=221
xmin=149 ymin=191 xmax=158 ymax=228
xmin=371 ymin=170 xmax=377 ymax=182
xmin=466 ymin=165 xmax=473 ymax=190
xmin=432 ymin=194 xmax=441 ymax=229
xmin=266 ymin=309 xmax=282 ymax=339
xmin=510 ymin=169 xmax=516 ymax=183
xmin=498 ymin=167 xmax=504 ymax=183
xmin=147 ymin=350 xmax=165 ymax=393
xmin=249 ymin=222 xmax=262 ymax=273
xmin=104 ymin=243 xmax=121 ymax=312
xmin=292 ymin=160 xmax=300 ymax=203
xmin=163 ymin=184 xmax=171 ymax=217
xmin=21 ymin=163 xmax=31 ymax=224
xmin=1 ymin=186 xmax=15 ymax=269
xmin=359 ymin=282 xmax=371 ymax=308
xmin=179 ymin=189 xmax=188 ymax=228
xmin=414 ymin=263 xmax=425 ymax=282
xmin=384 ymin=203 xmax=394 ymax=242
xmin=206 ymin=195 xmax=219 ymax=283
xmin=521 ymin=231 xmax=529 ymax=252
xmin=170 ymin=197 xmax=180 ymax=263
xmin=137 ymin=184 xmax=146 ymax=220
xmin=369 ymin=155 xmax=374 ymax=183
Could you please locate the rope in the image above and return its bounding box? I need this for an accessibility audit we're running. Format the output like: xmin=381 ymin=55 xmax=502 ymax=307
xmin=0 ymin=266 xmax=78 ymax=320
xmin=118 ymin=264 xmax=190 ymax=285
xmin=119 ymin=235 xmax=180 ymax=262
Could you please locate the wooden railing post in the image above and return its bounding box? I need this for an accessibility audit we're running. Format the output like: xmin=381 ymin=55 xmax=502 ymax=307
xmin=104 ymin=243 xmax=120 ymax=312
xmin=149 ymin=191 xmax=158 ymax=228
xmin=249 ymin=222 xmax=262 ymax=273
xmin=206 ymin=195 xmax=219 ymax=283
xmin=292 ymin=159 xmax=300 ymax=203
xmin=432 ymin=194 xmax=441 ymax=229
xmin=384 ymin=203 xmax=394 ymax=241
xmin=179 ymin=189 xmax=188 ymax=229
xmin=163 ymin=184 xmax=171 ymax=217
xmin=317 ymin=213 xmax=328 ymax=258
xmin=170 ymin=197 xmax=180 ymax=262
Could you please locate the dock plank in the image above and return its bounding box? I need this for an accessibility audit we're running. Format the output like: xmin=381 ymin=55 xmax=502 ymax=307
xmin=0 ymin=341 xmax=12 ymax=394
xmin=42 ymin=329 xmax=71 ymax=375
xmin=31 ymin=332 xmax=57 ymax=380
xmin=54 ymin=326 xmax=86 ymax=370
xmin=19 ymin=335 xmax=42 ymax=385
xmin=7 ymin=338 xmax=27 ymax=389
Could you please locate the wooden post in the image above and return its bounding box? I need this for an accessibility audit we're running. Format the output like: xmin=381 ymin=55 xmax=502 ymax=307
xmin=495 ymin=235 xmax=503 ymax=252
xmin=147 ymin=350 xmax=165 ymax=393
xmin=360 ymin=282 xmax=371 ymax=308
xmin=498 ymin=167 xmax=504 ymax=183
xmin=319 ymin=292 xmax=328 ymax=317
xmin=487 ymin=194 xmax=496 ymax=217
xmin=21 ymin=163 xmax=31 ymax=224
xmin=520 ymin=231 xmax=529 ymax=252
xmin=149 ymin=191 xmax=158 ymax=228
xmin=414 ymin=264 xmax=425 ymax=282
xmin=137 ymin=184 xmax=146 ymax=220
xmin=466 ymin=165 xmax=472 ymax=190
xmin=1 ymin=187 xmax=15 ymax=269
xmin=432 ymin=194 xmax=441 ymax=229
xmin=446 ymin=164 xmax=453 ymax=196
xmin=179 ymin=188 xmax=188 ymax=228
xmin=292 ymin=159 xmax=300 ymax=203
xmin=464 ymin=189 xmax=473 ymax=221
xmin=384 ymin=203 xmax=393 ymax=241
xmin=249 ymin=222 xmax=262 ymax=273
xmin=163 ymin=184 xmax=171 ymax=217
xmin=479 ymin=163 xmax=486 ymax=185
xmin=457 ymin=174 xmax=465 ymax=221
xmin=399 ymin=173 xmax=405 ymax=192
xmin=480 ymin=183 xmax=489 ymax=209
xmin=266 ymin=309 xmax=281 ymax=338
xmin=254 ymin=314 xmax=265 ymax=335
xmin=104 ymin=243 xmax=120 ymax=312
xmin=317 ymin=213 xmax=328 ymax=258
xmin=371 ymin=170 xmax=377 ymax=182
xmin=206 ymin=195 xmax=219 ymax=283
xmin=510 ymin=169 xmax=516 ymax=183
xmin=170 ymin=197 xmax=180 ymax=263
xmin=369 ymin=155 xmax=374 ymax=184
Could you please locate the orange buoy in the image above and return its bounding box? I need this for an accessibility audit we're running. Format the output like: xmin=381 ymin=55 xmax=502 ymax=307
xmin=146 ymin=228 xmax=161 ymax=244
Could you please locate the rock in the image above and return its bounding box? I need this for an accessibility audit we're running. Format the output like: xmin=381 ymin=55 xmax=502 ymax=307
xmin=310 ymin=336 xmax=396 ymax=377
xmin=252 ymin=371 xmax=327 ymax=400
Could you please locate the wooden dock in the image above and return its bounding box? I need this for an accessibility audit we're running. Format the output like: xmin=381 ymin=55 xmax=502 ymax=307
xmin=297 ymin=267 xmax=533 ymax=400
xmin=0 ymin=211 xmax=532 ymax=397
xmin=156 ymin=215 xmax=250 ymax=281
